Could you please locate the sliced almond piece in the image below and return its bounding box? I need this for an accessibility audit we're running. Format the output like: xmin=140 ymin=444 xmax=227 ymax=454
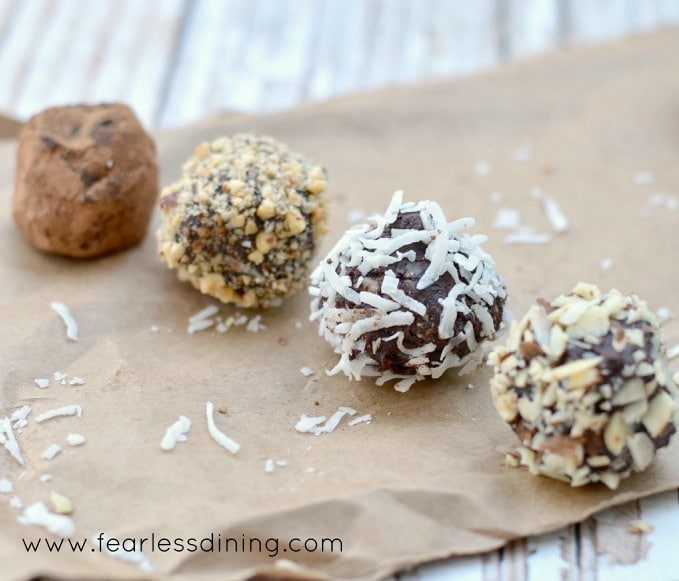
xmin=505 ymin=321 xmax=523 ymax=353
xmin=612 ymin=377 xmax=646 ymax=406
xmin=514 ymin=370 xmax=528 ymax=388
xmin=517 ymin=446 xmax=536 ymax=468
xmin=490 ymin=373 xmax=511 ymax=394
xmin=572 ymin=282 xmax=600 ymax=300
xmin=548 ymin=356 xmax=603 ymax=382
xmin=599 ymin=471 xmax=621 ymax=490
xmin=529 ymin=306 xmax=552 ymax=352
xmin=625 ymin=328 xmax=645 ymax=348
xmin=603 ymin=412 xmax=627 ymax=456
xmin=518 ymin=395 xmax=542 ymax=423
xmin=632 ymin=350 xmax=646 ymax=363
xmin=567 ymin=366 xmax=602 ymax=390
xmin=542 ymin=382 xmax=558 ymax=407
xmin=587 ymin=455 xmax=611 ymax=468
xmin=623 ymin=399 xmax=649 ymax=425
xmin=553 ymin=299 xmax=591 ymax=326
xmin=493 ymin=391 xmax=518 ymax=422
xmin=602 ymin=292 xmax=626 ymax=317
xmin=636 ymin=361 xmax=654 ymax=377
xmin=549 ymin=325 xmax=568 ymax=359
xmin=51 ymin=492 xmax=74 ymax=515
xmin=642 ymin=390 xmax=676 ymax=437
xmin=627 ymin=432 xmax=655 ymax=471
xmin=500 ymin=354 xmax=519 ymax=375
xmin=567 ymin=306 xmax=610 ymax=339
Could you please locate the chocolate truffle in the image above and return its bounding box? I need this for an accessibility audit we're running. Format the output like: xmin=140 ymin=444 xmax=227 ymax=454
xmin=309 ymin=191 xmax=507 ymax=392
xmin=13 ymin=103 xmax=158 ymax=258
xmin=157 ymin=134 xmax=328 ymax=308
xmin=489 ymin=283 xmax=678 ymax=489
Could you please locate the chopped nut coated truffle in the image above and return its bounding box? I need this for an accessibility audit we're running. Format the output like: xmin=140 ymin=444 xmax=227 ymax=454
xmin=310 ymin=190 xmax=507 ymax=392
xmin=489 ymin=283 xmax=678 ymax=489
xmin=157 ymin=135 xmax=328 ymax=308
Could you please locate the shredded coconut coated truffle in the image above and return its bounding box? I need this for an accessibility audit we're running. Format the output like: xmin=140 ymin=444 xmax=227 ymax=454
xmin=157 ymin=134 xmax=328 ymax=308
xmin=310 ymin=191 xmax=507 ymax=392
xmin=489 ymin=283 xmax=678 ymax=489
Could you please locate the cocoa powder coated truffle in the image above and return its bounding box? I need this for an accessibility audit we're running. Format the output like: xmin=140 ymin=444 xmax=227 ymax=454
xmin=489 ymin=283 xmax=678 ymax=489
xmin=157 ymin=135 xmax=328 ymax=308
xmin=310 ymin=191 xmax=507 ymax=392
xmin=12 ymin=103 xmax=158 ymax=258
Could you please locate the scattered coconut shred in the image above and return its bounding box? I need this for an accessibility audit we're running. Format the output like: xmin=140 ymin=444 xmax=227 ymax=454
xmin=187 ymin=304 xmax=265 ymax=334
xmin=295 ymin=407 xmax=370 ymax=436
xmin=11 ymin=405 xmax=31 ymax=430
xmin=187 ymin=304 xmax=219 ymax=334
xmin=347 ymin=414 xmax=372 ymax=426
xmin=42 ymin=444 xmax=62 ymax=461
xmin=264 ymin=459 xmax=288 ymax=474
xmin=491 ymin=203 xmax=551 ymax=246
xmin=525 ymin=186 xmax=570 ymax=236
xmin=95 ymin=532 xmax=154 ymax=573
xmin=657 ymin=307 xmax=670 ymax=322
xmin=66 ymin=433 xmax=86 ymax=447
xmin=50 ymin=301 xmax=78 ymax=341
xmin=34 ymin=378 xmax=50 ymax=389
xmin=0 ymin=416 xmax=25 ymax=466
xmin=0 ymin=478 xmax=13 ymax=493
xmin=160 ymin=416 xmax=192 ymax=451
xmin=245 ymin=315 xmax=265 ymax=332
xmin=634 ymin=171 xmax=654 ymax=185
xmin=18 ymin=502 xmax=74 ymax=536
xmin=206 ymin=402 xmax=240 ymax=454
xmin=35 ymin=405 xmax=82 ymax=423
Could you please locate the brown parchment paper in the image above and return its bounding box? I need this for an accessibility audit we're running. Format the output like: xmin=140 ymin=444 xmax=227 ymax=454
xmin=2 ymin=30 xmax=679 ymax=581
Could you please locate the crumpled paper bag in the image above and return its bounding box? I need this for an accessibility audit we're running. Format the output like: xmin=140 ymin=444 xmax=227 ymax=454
xmin=1 ymin=29 xmax=678 ymax=581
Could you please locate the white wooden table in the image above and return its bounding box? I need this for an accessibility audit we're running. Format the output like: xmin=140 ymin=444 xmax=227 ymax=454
xmin=1 ymin=1 xmax=679 ymax=579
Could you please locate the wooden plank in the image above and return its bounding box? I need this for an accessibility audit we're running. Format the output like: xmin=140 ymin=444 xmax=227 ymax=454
xmin=0 ymin=0 xmax=21 ymax=51
xmin=48 ymin=1 xmax=120 ymax=108
xmin=84 ymin=0 xmax=184 ymax=128
xmin=391 ymin=0 xmax=430 ymax=84
xmin=119 ymin=0 xmax=185 ymax=126
xmin=499 ymin=538 xmax=529 ymax=579
xmin=440 ymin=1 xmax=501 ymax=76
xmin=636 ymin=490 xmax=679 ymax=574
xmin=578 ymin=518 xmax=599 ymax=581
xmin=506 ymin=0 xmax=561 ymax=57
xmin=0 ymin=0 xmax=55 ymax=112
xmin=481 ymin=547 xmax=502 ymax=579
xmin=568 ymin=0 xmax=634 ymax=44
xmin=305 ymin=0 xmax=375 ymax=101
xmin=12 ymin=0 xmax=82 ymax=118
xmin=160 ymin=0 xmax=248 ymax=127
xmin=402 ymin=554 xmax=486 ymax=580
xmin=593 ymin=500 xmax=647 ymax=579
xmin=361 ymin=0 xmax=407 ymax=90
xmin=247 ymin=0 xmax=321 ymax=111
xmin=595 ymin=491 xmax=679 ymax=580
xmin=526 ymin=527 xmax=574 ymax=580
xmin=655 ymin=0 xmax=679 ymax=22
